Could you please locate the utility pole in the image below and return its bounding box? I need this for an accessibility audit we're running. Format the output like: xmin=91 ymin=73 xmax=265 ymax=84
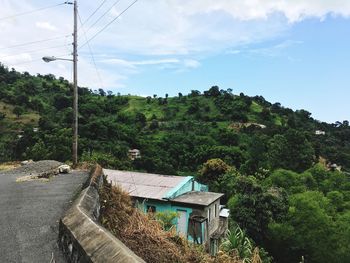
xmin=72 ymin=0 xmax=78 ymax=167
xmin=42 ymin=1 xmax=78 ymax=166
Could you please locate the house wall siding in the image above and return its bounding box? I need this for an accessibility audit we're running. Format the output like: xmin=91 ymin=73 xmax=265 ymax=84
xmin=205 ymin=200 xmax=221 ymax=237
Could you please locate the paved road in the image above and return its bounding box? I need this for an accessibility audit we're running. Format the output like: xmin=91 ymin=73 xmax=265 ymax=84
xmin=0 ymin=161 xmax=88 ymax=263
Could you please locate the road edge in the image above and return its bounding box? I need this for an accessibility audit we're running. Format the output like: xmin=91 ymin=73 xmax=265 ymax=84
xmin=58 ymin=164 xmax=145 ymax=263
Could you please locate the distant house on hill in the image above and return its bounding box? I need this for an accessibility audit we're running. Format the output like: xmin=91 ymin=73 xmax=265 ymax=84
xmin=315 ymin=130 xmax=326 ymax=135
xmin=329 ymin=163 xmax=342 ymax=171
xmin=103 ymin=169 xmax=229 ymax=255
xmin=128 ymin=149 xmax=141 ymax=160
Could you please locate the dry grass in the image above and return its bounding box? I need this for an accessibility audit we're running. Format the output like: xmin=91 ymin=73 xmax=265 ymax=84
xmin=0 ymin=161 xmax=21 ymax=171
xmin=99 ymin=181 xmax=242 ymax=263
xmin=0 ymin=102 xmax=39 ymax=122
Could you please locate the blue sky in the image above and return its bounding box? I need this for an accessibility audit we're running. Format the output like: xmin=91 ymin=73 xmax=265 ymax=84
xmin=1 ymin=0 xmax=350 ymax=123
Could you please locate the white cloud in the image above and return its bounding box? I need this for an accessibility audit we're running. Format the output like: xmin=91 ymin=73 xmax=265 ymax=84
xmin=180 ymin=0 xmax=350 ymax=23
xmin=183 ymin=59 xmax=200 ymax=68
xmin=100 ymin=57 xmax=199 ymax=71
xmin=81 ymin=0 xmax=350 ymax=56
xmin=247 ymin=40 xmax=304 ymax=57
xmin=133 ymin=58 xmax=180 ymax=65
xmin=0 ymin=53 xmax=32 ymax=64
xmin=1 ymin=0 xmax=350 ymax=91
xmin=35 ymin=21 xmax=57 ymax=31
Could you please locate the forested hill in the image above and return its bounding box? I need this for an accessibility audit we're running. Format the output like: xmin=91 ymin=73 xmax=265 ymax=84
xmin=2 ymin=63 xmax=350 ymax=263
xmin=0 ymin=63 xmax=349 ymax=174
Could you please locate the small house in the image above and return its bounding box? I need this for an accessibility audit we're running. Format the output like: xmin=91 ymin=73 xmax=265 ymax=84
xmin=128 ymin=149 xmax=141 ymax=160
xmin=103 ymin=169 xmax=229 ymax=255
xmin=315 ymin=130 xmax=326 ymax=135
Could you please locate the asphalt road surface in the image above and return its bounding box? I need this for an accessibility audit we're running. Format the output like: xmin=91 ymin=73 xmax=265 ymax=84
xmin=0 ymin=161 xmax=88 ymax=263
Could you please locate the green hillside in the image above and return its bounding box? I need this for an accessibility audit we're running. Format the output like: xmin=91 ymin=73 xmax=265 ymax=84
xmin=1 ymin=63 xmax=350 ymax=263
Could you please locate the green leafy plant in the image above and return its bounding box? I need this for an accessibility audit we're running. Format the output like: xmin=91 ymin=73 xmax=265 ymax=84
xmin=154 ymin=211 xmax=179 ymax=231
xmin=221 ymin=225 xmax=253 ymax=262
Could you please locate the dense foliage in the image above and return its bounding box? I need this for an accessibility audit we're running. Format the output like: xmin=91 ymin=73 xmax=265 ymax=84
xmin=1 ymin=63 xmax=350 ymax=262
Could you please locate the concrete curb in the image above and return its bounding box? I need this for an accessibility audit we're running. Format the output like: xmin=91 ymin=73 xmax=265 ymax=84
xmin=58 ymin=165 xmax=145 ymax=263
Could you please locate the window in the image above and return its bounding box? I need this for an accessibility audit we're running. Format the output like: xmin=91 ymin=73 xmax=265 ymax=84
xmin=146 ymin=205 xmax=156 ymax=213
xmin=214 ymin=204 xmax=218 ymax=217
xmin=208 ymin=208 xmax=211 ymax=222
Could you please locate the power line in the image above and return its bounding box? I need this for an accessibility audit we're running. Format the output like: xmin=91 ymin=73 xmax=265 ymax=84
xmin=77 ymin=11 xmax=104 ymax=89
xmin=80 ymin=0 xmax=138 ymax=50
xmin=83 ymin=0 xmax=122 ymax=34
xmin=4 ymin=53 xmax=71 ymax=67
xmin=0 ymin=35 xmax=70 ymax=50
xmin=0 ymin=44 xmax=71 ymax=59
xmin=79 ymin=0 xmax=108 ymax=28
xmin=0 ymin=2 xmax=68 ymax=21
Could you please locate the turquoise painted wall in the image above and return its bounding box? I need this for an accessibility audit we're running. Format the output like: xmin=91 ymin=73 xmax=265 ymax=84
xmin=136 ymin=177 xmax=209 ymax=243
xmin=139 ymin=198 xmax=193 ymax=237
xmin=164 ymin=177 xmax=209 ymax=200
xmin=164 ymin=176 xmax=193 ymax=199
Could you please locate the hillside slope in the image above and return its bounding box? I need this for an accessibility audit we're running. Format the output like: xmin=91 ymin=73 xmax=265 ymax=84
xmin=1 ymin=63 xmax=350 ymax=173
xmin=1 ymin=63 xmax=350 ymax=263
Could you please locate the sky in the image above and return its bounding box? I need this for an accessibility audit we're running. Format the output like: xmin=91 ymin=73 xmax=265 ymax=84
xmin=0 ymin=0 xmax=349 ymax=123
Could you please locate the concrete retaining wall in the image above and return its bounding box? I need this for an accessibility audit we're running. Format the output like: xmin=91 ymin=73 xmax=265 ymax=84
xmin=58 ymin=165 xmax=145 ymax=263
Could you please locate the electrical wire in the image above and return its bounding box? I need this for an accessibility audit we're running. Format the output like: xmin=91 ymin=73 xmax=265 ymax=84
xmin=77 ymin=11 xmax=104 ymax=89
xmin=0 ymin=44 xmax=71 ymax=59
xmin=0 ymin=2 xmax=68 ymax=21
xmin=83 ymin=0 xmax=122 ymax=34
xmin=79 ymin=0 xmax=138 ymax=50
xmin=4 ymin=53 xmax=71 ymax=67
xmin=79 ymin=0 xmax=108 ymax=29
xmin=0 ymin=35 xmax=70 ymax=50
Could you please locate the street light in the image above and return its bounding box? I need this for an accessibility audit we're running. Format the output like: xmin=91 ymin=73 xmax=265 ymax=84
xmin=42 ymin=0 xmax=78 ymax=167
xmin=42 ymin=56 xmax=73 ymax=63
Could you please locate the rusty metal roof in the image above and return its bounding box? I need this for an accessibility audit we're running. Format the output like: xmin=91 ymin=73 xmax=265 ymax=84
xmin=103 ymin=169 xmax=190 ymax=200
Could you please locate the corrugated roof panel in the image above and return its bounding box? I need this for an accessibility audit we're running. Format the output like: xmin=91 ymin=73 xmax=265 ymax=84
xmin=171 ymin=191 xmax=224 ymax=206
xmin=103 ymin=169 xmax=190 ymax=200
xmin=219 ymin=208 xmax=230 ymax=218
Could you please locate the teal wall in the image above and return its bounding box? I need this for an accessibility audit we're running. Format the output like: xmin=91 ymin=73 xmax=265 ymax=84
xmin=164 ymin=176 xmax=193 ymax=199
xmin=164 ymin=177 xmax=209 ymax=200
xmin=139 ymin=198 xmax=193 ymax=237
xmin=136 ymin=177 xmax=209 ymax=242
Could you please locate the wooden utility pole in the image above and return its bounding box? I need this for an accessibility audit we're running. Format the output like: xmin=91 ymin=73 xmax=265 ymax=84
xmin=72 ymin=0 xmax=78 ymax=166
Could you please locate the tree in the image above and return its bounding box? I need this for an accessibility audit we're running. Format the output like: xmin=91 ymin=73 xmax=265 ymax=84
xmin=98 ymin=88 xmax=106 ymax=96
xmin=268 ymin=191 xmax=337 ymax=263
xmin=53 ymin=94 xmax=71 ymax=110
xmin=198 ymin=158 xmax=232 ymax=185
xmin=268 ymin=129 xmax=315 ymax=172
xmin=266 ymin=169 xmax=305 ymax=194
xmin=229 ymin=176 xmax=288 ymax=244
xmin=149 ymin=119 xmax=159 ymax=130
xmin=13 ymin=106 xmax=24 ymax=118
xmin=135 ymin=112 xmax=147 ymax=127
xmin=27 ymin=139 xmax=49 ymax=161
xmin=204 ymin=86 xmax=221 ymax=97
xmin=189 ymin=90 xmax=200 ymax=97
